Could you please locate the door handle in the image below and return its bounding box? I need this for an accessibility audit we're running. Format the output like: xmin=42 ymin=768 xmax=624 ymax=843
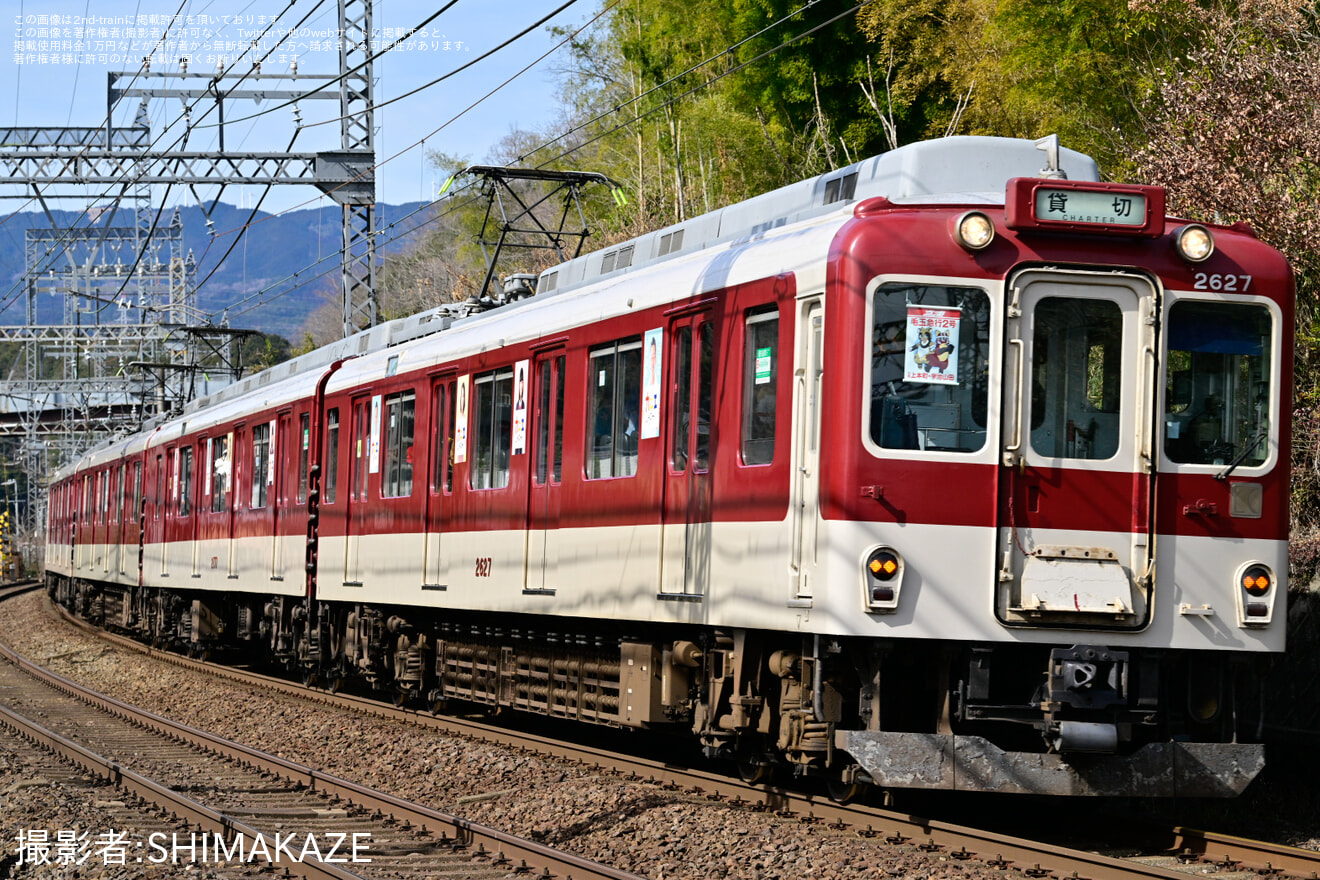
xmin=1004 ymin=338 xmax=1025 ymax=467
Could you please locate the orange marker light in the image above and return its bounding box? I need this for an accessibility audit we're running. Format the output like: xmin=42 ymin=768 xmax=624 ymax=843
xmin=1241 ymin=567 xmax=1272 ymax=596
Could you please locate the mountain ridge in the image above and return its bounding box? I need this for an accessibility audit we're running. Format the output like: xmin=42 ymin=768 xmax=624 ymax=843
xmin=0 ymin=200 xmax=440 ymax=340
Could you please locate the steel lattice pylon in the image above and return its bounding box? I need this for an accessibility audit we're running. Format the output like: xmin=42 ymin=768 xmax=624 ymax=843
xmin=336 ymin=0 xmax=379 ymax=338
xmin=0 ymin=0 xmax=380 ymax=569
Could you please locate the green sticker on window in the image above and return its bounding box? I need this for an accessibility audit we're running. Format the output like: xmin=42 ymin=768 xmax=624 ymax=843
xmin=755 ymin=347 xmax=772 ymax=385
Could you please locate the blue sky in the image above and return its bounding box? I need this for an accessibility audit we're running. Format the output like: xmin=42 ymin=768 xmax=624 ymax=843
xmin=2 ymin=0 xmax=595 ymax=213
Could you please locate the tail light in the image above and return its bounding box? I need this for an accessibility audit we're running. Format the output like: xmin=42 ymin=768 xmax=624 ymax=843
xmin=1235 ymin=563 xmax=1275 ymax=627
xmin=864 ymin=547 xmax=904 ymax=613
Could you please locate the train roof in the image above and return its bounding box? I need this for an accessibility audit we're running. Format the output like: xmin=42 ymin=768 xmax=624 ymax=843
xmin=53 ymin=135 xmax=1099 ymax=482
xmin=191 ymin=136 xmax=1098 ymax=407
xmin=536 ymin=136 xmax=1098 ymax=298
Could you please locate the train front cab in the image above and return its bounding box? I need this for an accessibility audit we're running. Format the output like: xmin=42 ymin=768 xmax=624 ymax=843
xmin=820 ymin=184 xmax=1290 ymax=796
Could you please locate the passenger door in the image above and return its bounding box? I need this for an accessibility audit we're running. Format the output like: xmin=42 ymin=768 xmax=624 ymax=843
xmin=423 ymin=377 xmax=452 ymax=589
xmin=270 ymin=413 xmax=289 ymax=580
xmin=997 ymin=269 xmax=1158 ymax=629
xmin=344 ymin=395 xmax=371 ymax=585
xmin=525 ymin=352 xmax=566 ymax=594
xmin=660 ymin=313 xmax=716 ymax=597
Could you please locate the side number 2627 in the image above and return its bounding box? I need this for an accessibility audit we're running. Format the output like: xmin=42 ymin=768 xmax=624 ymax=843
xmin=474 ymin=557 xmax=492 ymax=577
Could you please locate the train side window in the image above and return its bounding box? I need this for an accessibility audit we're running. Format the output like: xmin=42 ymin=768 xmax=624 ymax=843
xmin=109 ymin=467 xmax=120 ymax=523
xmin=351 ymin=400 xmax=369 ymax=501
xmin=297 ymin=413 xmax=310 ymax=503
xmin=167 ymin=449 xmax=177 ymax=518
xmin=251 ymin=423 xmax=271 ymax=508
xmin=116 ymin=465 xmax=125 ymax=523
xmin=586 ymin=339 xmax=641 ymax=479
xmin=552 ymin=356 xmax=564 ymax=482
xmin=132 ymin=461 xmax=142 ymax=521
xmin=430 ymin=384 xmax=453 ymax=495
xmin=471 ymin=370 xmax=513 ymax=490
xmin=869 ymin=283 xmax=991 ymax=454
xmin=178 ymin=446 xmax=193 ymax=516
xmin=154 ymin=456 xmax=164 ymax=520
xmin=742 ymin=311 xmax=779 ymax=465
xmin=383 ymin=391 xmax=416 ymax=497
xmin=534 ymin=356 xmax=566 ymax=485
xmin=1163 ymin=301 xmax=1272 ymax=466
xmin=695 ymin=323 xmax=715 ymax=471
xmin=324 ymin=409 xmax=340 ymax=504
xmin=671 ymin=327 xmax=693 ymax=473
xmin=211 ymin=436 xmax=230 ymax=513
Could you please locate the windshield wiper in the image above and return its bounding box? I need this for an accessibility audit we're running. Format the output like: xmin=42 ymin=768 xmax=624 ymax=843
xmin=1214 ymin=427 xmax=1269 ymax=481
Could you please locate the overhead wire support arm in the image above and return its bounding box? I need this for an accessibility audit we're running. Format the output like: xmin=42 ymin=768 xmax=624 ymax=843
xmin=451 ymin=165 xmax=625 ymax=302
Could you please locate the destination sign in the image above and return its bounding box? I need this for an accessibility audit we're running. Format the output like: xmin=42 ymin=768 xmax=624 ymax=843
xmin=1033 ymin=188 xmax=1147 ymax=227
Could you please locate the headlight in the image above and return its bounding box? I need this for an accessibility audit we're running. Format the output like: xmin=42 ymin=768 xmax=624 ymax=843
xmin=1174 ymin=224 xmax=1214 ymax=263
xmin=954 ymin=211 xmax=995 ymax=251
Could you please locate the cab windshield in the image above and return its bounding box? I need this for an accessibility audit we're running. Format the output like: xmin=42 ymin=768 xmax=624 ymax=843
xmin=1163 ymin=300 xmax=1272 ymax=467
xmin=869 ymin=282 xmax=991 ymax=454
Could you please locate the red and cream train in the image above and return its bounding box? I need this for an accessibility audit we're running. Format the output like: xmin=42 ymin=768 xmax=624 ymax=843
xmin=46 ymin=136 xmax=1292 ymax=797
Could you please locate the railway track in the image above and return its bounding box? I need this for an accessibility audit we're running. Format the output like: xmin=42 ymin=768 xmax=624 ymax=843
xmin=12 ymin=584 xmax=1320 ymax=880
xmin=0 ymin=582 xmax=644 ymax=880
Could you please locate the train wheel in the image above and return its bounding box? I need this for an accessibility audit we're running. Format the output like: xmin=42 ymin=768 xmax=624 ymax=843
xmin=825 ymin=776 xmax=868 ymax=804
xmin=328 ymin=674 xmax=344 ymax=695
xmin=392 ymin=687 xmax=410 ymax=708
xmin=737 ymin=758 xmax=771 ymax=785
xmin=301 ymin=668 xmax=318 ymax=688
xmin=427 ymin=692 xmax=446 ymax=715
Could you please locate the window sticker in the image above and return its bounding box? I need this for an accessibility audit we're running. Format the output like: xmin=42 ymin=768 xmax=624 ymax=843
xmin=904 ymin=306 xmax=961 ymax=385
xmin=454 ymin=375 xmax=470 ymax=464
xmin=642 ymin=327 xmax=663 ymax=439
xmin=368 ymin=397 xmax=381 ymax=475
xmin=754 ymin=346 xmax=773 ymax=385
xmin=512 ymin=359 xmax=529 ymax=455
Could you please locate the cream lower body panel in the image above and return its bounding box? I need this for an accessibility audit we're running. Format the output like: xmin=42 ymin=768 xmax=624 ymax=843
xmin=95 ymin=519 xmax=1284 ymax=655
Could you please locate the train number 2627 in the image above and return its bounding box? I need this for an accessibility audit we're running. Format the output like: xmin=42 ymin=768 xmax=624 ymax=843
xmin=474 ymin=557 xmax=493 ymax=577
xmin=1193 ymin=272 xmax=1251 ymax=292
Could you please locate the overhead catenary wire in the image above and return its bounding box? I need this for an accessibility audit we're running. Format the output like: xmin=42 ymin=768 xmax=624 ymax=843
xmin=12 ymin=0 xmax=597 ymax=295
xmin=194 ymin=0 xmax=817 ymax=244
xmin=0 ymin=0 xmax=498 ymax=318
xmin=221 ymin=1 xmax=869 ymax=325
xmin=213 ymin=0 xmax=628 ymax=320
xmin=11 ymin=0 xmax=866 ymax=335
xmin=0 ymin=0 xmax=331 ymax=314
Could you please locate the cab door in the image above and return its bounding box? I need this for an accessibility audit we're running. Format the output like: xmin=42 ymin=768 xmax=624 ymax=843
xmin=790 ymin=300 xmax=823 ymax=601
xmin=660 ymin=313 xmax=716 ymax=597
xmin=997 ymin=269 xmax=1158 ymax=628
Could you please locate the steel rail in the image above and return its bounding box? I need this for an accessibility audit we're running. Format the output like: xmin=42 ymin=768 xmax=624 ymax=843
xmin=0 ymin=700 xmax=363 ymax=880
xmin=1163 ymin=827 xmax=1320 ymax=878
xmin=0 ymin=594 xmax=645 ymax=880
